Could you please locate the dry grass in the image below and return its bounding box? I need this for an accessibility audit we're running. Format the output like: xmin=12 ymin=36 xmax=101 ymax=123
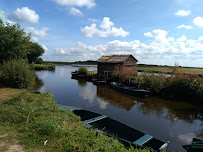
xmin=0 ymin=88 xmax=20 ymax=102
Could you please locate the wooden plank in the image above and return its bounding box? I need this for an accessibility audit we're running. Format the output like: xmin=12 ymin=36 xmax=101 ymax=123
xmin=133 ymin=134 xmax=153 ymax=146
xmin=84 ymin=115 xmax=107 ymax=124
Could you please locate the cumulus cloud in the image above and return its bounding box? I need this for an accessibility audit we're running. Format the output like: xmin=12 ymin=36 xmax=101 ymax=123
xmin=144 ymin=32 xmax=153 ymax=37
xmin=43 ymin=29 xmax=203 ymax=67
xmin=10 ymin=7 xmax=39 ymax=23
xmin=54 ymin=0 xmax=95 ymax=8
xmin=175 ymin=10 xmax=191 ymax=16
xmin=69 ymin=7 xmax=83 ymax=16
xmin=177 ymin=24 xmax=192 ymax=29
xmin=81 ymin=17 xmax=129 ymax=37
xmin=177 ymin=35 xmax=187 ymax=42
xmin=24 ymin=27 xmax=48 ymax=42
xmin=193 ymin=17 xmax=203 ymax=26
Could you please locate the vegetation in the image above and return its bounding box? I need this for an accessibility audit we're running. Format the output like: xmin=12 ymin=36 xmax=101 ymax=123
xmin=0 ymin=59 xmax=36 ymax=90
xmin=141 ymin=66 xmax=203 ymax=102
xmin=27 ymin=42 xmax=44 ymax=63
xmin=30 ymin=64 xmax=55 ymax=70
xmin=137 ymin=64 xmax=203 ymax=76
xmin=112 ymin=65 xmax=137 ymax=82
xmin=78 ymin=67 xmax=88 ymax=75
xmin=0 ymin=88 xmax=149 ymax=152
xmin=0 ymin=19 xmax=44 ymax=64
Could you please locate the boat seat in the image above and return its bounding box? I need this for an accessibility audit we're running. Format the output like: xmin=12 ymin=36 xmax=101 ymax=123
xmin=84 ymin=115 xmax=107 ymax=124
xmin=133 ymin=134 xmax=153 ymax=146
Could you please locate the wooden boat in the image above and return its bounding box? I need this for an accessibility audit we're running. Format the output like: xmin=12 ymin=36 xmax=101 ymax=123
xmin=110 ymin=82 xmax=150 ymax=97
xmin=59 ymin=104 xmax=169 ymax=152
xmin=92 ymin=78 xmax=106 ymax=85
xmin=183 ymin=138 xmax=203 ymax=152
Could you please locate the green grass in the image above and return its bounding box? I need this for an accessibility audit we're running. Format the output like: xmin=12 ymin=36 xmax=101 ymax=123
xmin=137 ymin=64 xmax=203 ymax=76
xmin=30 ymin=64 xmax=55 ymax=70
xmin=0 ymin=89 xmax=150 ymax=152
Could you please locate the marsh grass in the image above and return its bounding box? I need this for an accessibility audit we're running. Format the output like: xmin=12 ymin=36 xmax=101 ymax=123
xmin=0 ymin=89 xmax=150 ymax=152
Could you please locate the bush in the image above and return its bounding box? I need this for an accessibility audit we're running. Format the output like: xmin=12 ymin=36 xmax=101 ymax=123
xmin=78 ymin=67 xmax=88 ymax=75
xmin=0 ymin=59 xmax=36 ymax=90
xmin=142 ymin=74 xmax=166 ymax=93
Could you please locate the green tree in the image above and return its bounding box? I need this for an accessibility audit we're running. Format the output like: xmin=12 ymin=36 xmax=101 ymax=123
xmin=0 ymin=20 xmax=45 ymax=64
xmin=0 ymin=20 xmax=31 ymax=63
xmin=27 ymin=42 xmax=44 ymax=63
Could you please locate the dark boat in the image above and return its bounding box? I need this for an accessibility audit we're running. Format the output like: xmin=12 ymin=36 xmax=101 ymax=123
xmin=59 ymin=104 xmax=169 ymax=152
xmin=110 ymin=82 xmax=150 ymax=97
xmin=183 ymin=138 xmax=203 ymax=152
xmin=92 ymin=78 xmax=106 ymax=85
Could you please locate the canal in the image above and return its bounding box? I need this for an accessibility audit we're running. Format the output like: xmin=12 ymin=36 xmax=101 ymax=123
xmin=36 ymin=65 xmax=203 ymax=152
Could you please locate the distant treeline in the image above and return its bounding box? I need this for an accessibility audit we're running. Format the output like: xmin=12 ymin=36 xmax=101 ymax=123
xmin=43 ymin=60 xmax=98 ymax=65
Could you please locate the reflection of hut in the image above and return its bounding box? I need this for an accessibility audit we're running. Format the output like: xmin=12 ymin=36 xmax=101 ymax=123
xmin=97 ymin=54 xmax=138 ymax=78
xmin=96 ymin=85 xmax=135 ymax=111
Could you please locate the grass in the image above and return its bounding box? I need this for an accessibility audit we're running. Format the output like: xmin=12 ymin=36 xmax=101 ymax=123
xmin=0 ymin=88 xmax=20 ymax=102
xmin=0 ymin=88 xmax=150 ymax=152
xmin=137 ymin=64 xmax=203 ymax=76
xmin=30 ymin=64 xmax=55 ymax=70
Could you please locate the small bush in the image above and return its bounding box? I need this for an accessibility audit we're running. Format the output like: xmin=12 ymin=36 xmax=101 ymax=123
xmin=78 ymin=67 xmax=88 ymax=75
xmin=142 ymin=74 xmax=166 ymax=93
xmin=0 ymin=59 xmax=36 ymax=90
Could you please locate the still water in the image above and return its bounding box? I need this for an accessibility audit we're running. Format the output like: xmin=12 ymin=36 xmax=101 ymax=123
xmin=36 ymin=66 xmax=203 ymax=152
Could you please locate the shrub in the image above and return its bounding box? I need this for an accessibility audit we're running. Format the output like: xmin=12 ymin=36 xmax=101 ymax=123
xmin=0 ymin=59 xmax=36 ymax=90
xmin=142 ymin=74 xmax=166 ymax=93
xmin=78 ymin=67 xmax=88 ymax=75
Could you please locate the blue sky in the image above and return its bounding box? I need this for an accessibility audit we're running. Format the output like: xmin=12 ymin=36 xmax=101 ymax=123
xmin=0 ymin=0 xmax=203 ymax=67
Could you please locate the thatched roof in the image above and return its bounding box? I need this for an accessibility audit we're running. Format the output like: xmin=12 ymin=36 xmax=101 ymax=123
xmin=97 ymin=54 xmax=138 ymax=63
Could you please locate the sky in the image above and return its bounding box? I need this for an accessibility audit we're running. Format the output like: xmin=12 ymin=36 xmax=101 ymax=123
xmin=0 ymin=0 xmax=203 ymax=67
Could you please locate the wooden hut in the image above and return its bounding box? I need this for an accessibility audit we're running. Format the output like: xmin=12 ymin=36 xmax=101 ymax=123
xmin=97 ymin=54 xmax=138 ymax=78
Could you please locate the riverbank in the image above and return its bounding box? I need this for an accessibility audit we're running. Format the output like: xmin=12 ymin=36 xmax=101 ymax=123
xmin=31 ymin=64 xmax=55 ymax=70
xmin=0 ymin=88 xmax=149 ymax=152
xmin=43 ymin=61 xmax=203 ymax=76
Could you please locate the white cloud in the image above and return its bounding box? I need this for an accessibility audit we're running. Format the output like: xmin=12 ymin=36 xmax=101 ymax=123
xmin=81 ymin=17 xmax=129 ymax=37
xmin=0 ymin=10 xmax=16 ymax=25
xmin=54 ymin=0 xmax=95 ymax=8
xmin=24 ymin=27 xmax=48 ymax=42
xmin=43 ymin=29 xmax=203 ymax=67
xmin=193 ymin=17 xmax=203 ymax=26
xmin=41 ymin=44 xmax=48 ymax=51
xmin=177 ymin=35 xmax=187 ymax=42
xmin=144 ymin=32 xmax=153 ymax=37
xmin=69 ymin=7 xmax=83 ymax=16
xmin=88 ymin=18 xmax=99 ymax=23
xmin=177 ymin=24 xmax=192 ymax=29
xmin=175 ymin=10 xmax=191 ymax=16
xmin=10 ymin=7 xmax=39 ymax=23
xmin=100 ymin=17 xmax=114 ymax=30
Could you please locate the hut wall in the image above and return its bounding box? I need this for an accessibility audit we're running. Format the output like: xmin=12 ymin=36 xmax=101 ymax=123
xmin=98 ymin=63 xmax=120 ymax=78
xmin=123 ymin=56 xmax=137 ymax=72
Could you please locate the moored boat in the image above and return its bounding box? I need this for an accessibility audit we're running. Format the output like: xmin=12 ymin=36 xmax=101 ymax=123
xmin=59 ymin=104 xmax=169 ymax=152
xmin=110 ymin=82 xmax=150 ymax=97
xmin=183 ymin=138 xmax=203 ymax=152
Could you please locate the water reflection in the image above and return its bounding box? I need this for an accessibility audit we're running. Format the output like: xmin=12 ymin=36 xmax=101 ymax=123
xmin=136 ymin=97 xmax=203 ymax=124
xmin=77 ymin=79 xmax=88 ymax=87
xmin=96 ymin=85 xmax=136 ymax=111
xmin=35 ymin=66 xmax=203 ymax=152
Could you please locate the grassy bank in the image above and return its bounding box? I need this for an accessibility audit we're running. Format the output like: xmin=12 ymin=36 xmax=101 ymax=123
xmin=0 ymin=88 xmax=149 ymax=152
xmin=137 ymin=64 xmax=203 ymax=76
xmin=31 ymin=64 xmax=55 ymax=70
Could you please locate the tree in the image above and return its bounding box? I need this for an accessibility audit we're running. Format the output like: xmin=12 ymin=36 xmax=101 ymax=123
xmin=0 ymin=20 xmax=31 ymax=63
xmin=27 ymin=42 xmax=44 ymax=63
xmin=0 ymin=19 xmax=45 ymax=64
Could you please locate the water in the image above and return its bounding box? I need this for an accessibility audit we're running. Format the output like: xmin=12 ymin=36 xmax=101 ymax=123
xmin=36 ymin=66 xmax=203 ymax=152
